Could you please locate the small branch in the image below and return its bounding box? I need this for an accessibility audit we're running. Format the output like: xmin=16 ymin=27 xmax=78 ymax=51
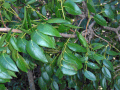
xmin=103 ymin=26 xmax=120 ymax=32
xmin=0 ymin=13 xmax=7 ymax=28
xmin=27 ymin=70 xmax=36 ymax=90
xmin=0 ymin=28 xmax=22 ymax=33
xmin=60 ymin=33 xmax=76 ymax=38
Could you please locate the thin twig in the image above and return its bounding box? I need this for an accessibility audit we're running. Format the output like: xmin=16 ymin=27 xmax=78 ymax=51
xmin=0 ymin=12 xmax=7 ymax=28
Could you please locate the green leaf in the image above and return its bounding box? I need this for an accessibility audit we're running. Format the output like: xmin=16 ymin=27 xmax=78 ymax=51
xmin=91 ymin=43 xmax=104 ymax=50
xmin=67 ymin=43 xmax=87 ymax=52
xmin=61 ymin=66 xmax=77 ymax=75
xmin=16 ymin=54 xmax=29 ymax=72
xmin=93 ymin=53 xmax=104 ymax=61
xmin=71 ymin=0 xmax=83 ymax=2
xmin=55 ymin=68 xmax=63 ymax=79
xmin=79 ymin=56 xmax=88 ymax=63
xmin=103 ymin=9 xmax=114 ymax=19
xmin=64 ymin=24 xmax=82 ymax=28
xmin=10 ymin=36 xmax=20 ymax=51
xmin=103 ymin=59 xmax=114 ymax=71
xmin=51 ymin=81 xmax=59 ymax=90
xmin=38 ymin=77 xmax=47 ymax=90
xmin=26 ymin=40 xmax=48 ymax=63
xmin=47 ymin=18 xmax=70 ymax=24
xmin=93 ymin=14 xmax=107 ymax=26
xmin=0 ymin=47 xmax=7 ymax=52
xmin=64 ymin=0 xmax=82 ymax=15
xmin=45 ymin=65 xmax=53 ymax=77
xmin=0 ymin=79 xmax=10 ymax=83
xmin=7 ymin=70 xmax=17 ymax=77
xmin=101 ymin=77 xmax=107 ymax=90
xmin=27 ymin=0 xmax=36 ymax=5
xmin=17 ymin=38 xmax=28 ymax=53
xmin=87 ymin=62 xmax=100 ymax=69
xmin=77 ymin=33 xmax=88 ymax=47
xmin=0 ymin=84 xmax=6 ymax=90
xmin=0 ymin=66 xmax=12 ymax=79
xmin=3 ymin=10 xmax=11 ymax=21
xmin=31 ymin=31 xmax=55 ymax=48
xmin=106 ymin=50 xmax=118 ymax=56
xmin=84 ymin=70 xmax=96 ymax=81
xmin=3 ymin=2 xmax=10 ymax=9
xmin=102 ymin=66 xmax=111 ymax=79
xmin=0 ymin=53 xmax=18 ymax=72
xmin=42 ymin=6 xmax=46 ymax=16
xmin=37 ymin=24 xmax=61 ymax=37
xmin=41 ymin=71 xmax=50 ymax=84
xmin=0 ymin=34 xmax=7 ymax=47
xmin=87 ymin=3 xmax=96 ymax=13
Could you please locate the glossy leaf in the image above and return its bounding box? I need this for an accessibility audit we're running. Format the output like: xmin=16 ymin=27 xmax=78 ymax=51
xmin=37 ymin=24 xmax=61 ymax=37
xmin=55 ymin=68 xmax=63 ymax=79
xmin=64 ymin=0 xmax=82 ymax=15
xmin=79 ymin=56 xmax=88 ymax=63
xmin=91 ymin=43 xmax=104 ymax=50
xmin=106 ymin=50 xmax=118 ymax=56
xmin=0 ymin=53 xmax=18 ymax=72
xmin=45 ymin=65 xmax=53 ymax=76
xmin=103 ymin=59 xmax=114 ymax=71
xmin=0 ymin=79 xmax=10 ymax=83
xmin=51 ymin=81 xmax=59 ymax=90
xmin=104 ymin=9 xmax=114 ymax=19
xmin=47 ymin=18 xmax=70 ymax=24
xmin=87 ymin=3 xmax=96 ymax=13
xmin=102 ymin=66 xmax=111 ymax=79
xmin=78 ymin=33 xmax=88 ymax=47
xmin=94 ymin=14 xmax=107 ymax=26
xmin=16 ymin=54 xmax=29 ymax=72
xmin=17 ymin=38 xmax=28 ymax=53
xmin=31 ymin=31 xmax=55 ymax=48
xmin=26 ymin=40 xmax=48 ymax=63
xmin=38 ymin=77 xmax=47 ymax=90
xmin=10 ymin=36 xmax=20 ymax=51
xmin=67 ymin=43 xmax=87 ymax=52
xmin=71 ymin=0 xmax=83 ymax=2
xmin=87 ymin=62 xmax=100 ymax=69
xmin=93 ymin=53 xmax=104 ymax=60
xmin=84 ymin=70 xmax=96 ymax=81
xmin=41 ymin=71 xmax=50 ymax=84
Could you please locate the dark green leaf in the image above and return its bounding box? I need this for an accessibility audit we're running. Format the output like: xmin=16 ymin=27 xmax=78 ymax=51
xmin=31 ymin=31 xmax=55 ymax=48
xmin=0 ymin=47 xmax=7 ymax=52
xmin=93 ymin=53 xmax=104 ymax=60
xmin=38 ymin=77 xmax=47 ymax=90
xmin=17 ymin=38 xmax=28 ymax=53
xmin=0 ymin=53 xmax=18 ymax=72
xmin=55 ymin=68 xmax=63 ymax=79
xmin=102 ymin=66 xmax=111 ymax=79
xmin=64 ymin=0 xmax=82 ymax=15
xmin=42 ymin=6 xmax=46 ymax=16
xmin=91 ymin=43 xmax=104 ymax=50
xmin=45 ymin=65 xmax=53 ymax=76
xmin=106 ymin=50 xmax=118 ymax=56
xmin=87 ymin=3 xmax=96 ymax=13
xmin=37 ymin=24 xmax=61 ymax=37
xmin=41 ymin=71 xmax=50 ymax=84
xmin=67 ymin=43 xmax=87 ymax=52
xmin=87 ymin=62 xmax=100 ymax=69
xmin=103 ymin=59 xmax=114 ymax=71
xmin=63 ymin=24 xmax=82 ymax=28
xmin=27 ymin=0 xmax=36 ymax=5
xmin=26 ymin=40 xmax=48 ymax=63
xmin=104 ymin=9 xmax=114 ymax=19
xmin=51 ymin=81 xmax=59 ymax=90
xmin=84 ymin=70 xmax=96 ymax=81
xmin=94 ymin=14 xmax=107 ymax=26
xmin=0 ymin=34 xmax=7 ymax=47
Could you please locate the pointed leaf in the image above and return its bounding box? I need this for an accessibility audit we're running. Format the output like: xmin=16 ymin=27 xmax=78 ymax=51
xmin=103 ymin=59 xmax=114 ymax=71
xmin=87 ymin=3 xmax=96 ymax=13
xmin=51 ymin=81 xmax=59 ymax=90
xmin=41 ymin=71 xmax=50 ymax=84
xmin=102 ymin=66 xmax=111 ymax=79
xmin=104 ymin=9 xmax=114 ymax=19
xmin=67 ymin=43 xmax=87 ymax=52
xmin=0 ymin=79 xmax=10 ymax=83
xmin=106 ymin=50 xmax=118 ymax=56
xmin=91 ymin=43 xmax=104 ymax=50
xmin=87 ymin=62 xmax=100 ymax=69
xmin=31 ymin=31 xmax=55 ymax=48
xmin=94 ymin=14 xmax=107 ymax=26
xmin=84 ymin=70 xmax=96 ymax=81
xmin=38 ymin=77 xmax=47 ymax=90
xmin=0 ymin=53 xmax=18 ymax=72
xmin=64 ymin=0 xmax=82 ymax=15
xmin=93 ymin=53 xmax=104 ymax=60
xmin=37 ymin=24 xmax=61 ymax=37
xmin=26 ymin=40 xmax=48 ymax=63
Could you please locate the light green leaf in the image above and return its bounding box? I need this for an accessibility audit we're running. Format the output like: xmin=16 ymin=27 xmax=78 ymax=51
xmin=0 ymin=53 xmax=19 ymax=72
xmin=104 ymin=9 xmax=114 ymax=19
xmin=67 ymin=43 xmax=87 ymax=52
xmin=71 ymin=0 xmax=83 ymax=2
xmin=37 ymin=24 xmax=61 ymax=37
xmin=0 ymin=47 xmax=7 ymax=52
xmin=3 ymin=2 xmax=10 ymax=9
xmin=0 ymin=84 xmax=6 ymax=90
xmin=87 ymin=62 xmax=100 ymax=69
xmin=64 ymin=0 xmax=82 ymax=15
xmin=79 ymin=56 xmax=88 ymax=63
xmin=31 ymin=31 xmax=55 ymax=48
xmin=64 ymin=24 xmax=82 ymax=28
xmin=41 ymin=71 xmax=50 ymax=84
xmin=102 ymin=66 xmax=111 ymax=79
xmin=84 ymin=70 xmax=96 ymax=81
xmin=16 ymin=54 xmax=29 ymax=72
xmin=0 ymin=79 xmax=10 ymax=83
xmin=103 ymin=59 xmax=114 ymax=71
xmin=26 ymin=40 xmax=48 ymax=63
xmin=106 ymin=50 xmax=118 ymax=56
xmin=94 ymin=14 xmax=107 ymax=26
xmin=91 ymin=43 xmax=104 ymax=50
xmin=93 ymin=53 xmax=104 ymax=61
xmin=27 ymin=0 xmax=36 ymax=5
xmin=47 ymin=18 xmax=70 ymax=24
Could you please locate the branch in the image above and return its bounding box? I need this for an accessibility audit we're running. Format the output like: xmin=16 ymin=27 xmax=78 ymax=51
xmin=103 ymin=26 xmax=120 ymax=32
xmin=0 ymin=28 xmax=77 ymax=38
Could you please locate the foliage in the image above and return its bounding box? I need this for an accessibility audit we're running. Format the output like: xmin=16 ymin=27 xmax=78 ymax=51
xmin=0 ymin=0 xmax=120 ymax=90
